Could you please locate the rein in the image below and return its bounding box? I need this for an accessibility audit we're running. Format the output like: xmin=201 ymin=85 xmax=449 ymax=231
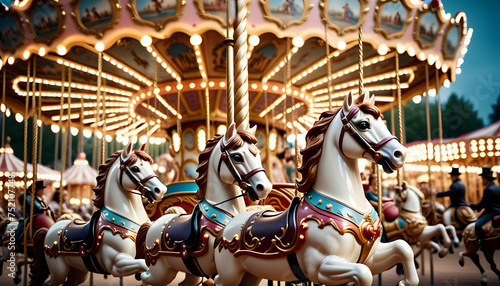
xmin=216 ymin=138 xmax=266 ymax=201
xmin=119 ymin=157 xmax=158 ymax=202
xmin=339 ymin=104 xmax=397 ymax=163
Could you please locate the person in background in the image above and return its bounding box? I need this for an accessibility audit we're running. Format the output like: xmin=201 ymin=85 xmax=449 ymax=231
xmin=435 ymin=167 xmax=468 ymax=225
xmin=470 ymin=166 xmax=500 ymax=249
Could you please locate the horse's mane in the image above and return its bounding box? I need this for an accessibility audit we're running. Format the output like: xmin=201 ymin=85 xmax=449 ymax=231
xmin=297 ymin=99 xmax=381 ymax=193
xmin=93 ymin=149 xmax=154 ymax=209
xmin=195 ymin=130 xmax=258 ymax=200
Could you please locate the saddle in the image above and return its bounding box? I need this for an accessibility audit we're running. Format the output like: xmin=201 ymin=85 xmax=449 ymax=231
xmin=464 ymin=218 xmax=500 ymax=242
xmin=60 ymin=210 xmax=100 ymax=253
xmin=237 ymin=197 xmax=301 ymax=257
xmin=161 ymin=204 xmax=203 ymax=252
xmin=454 ymin=206 xmax=477 ymax=228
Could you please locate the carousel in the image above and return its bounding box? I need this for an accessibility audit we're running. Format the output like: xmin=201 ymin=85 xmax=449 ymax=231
xmin=1 ymin=0 xmax=495 ymax=285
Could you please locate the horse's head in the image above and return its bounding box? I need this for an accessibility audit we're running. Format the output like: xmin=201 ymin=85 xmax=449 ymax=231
xmin=394 ymin=182 xmax=424 ymax=212
xmin=196 ymin=122 xmax=273 ymax=202
xmin=337 ymin=91 xmax=406 ymax=173
xmin=118 ymin=142 xmax=167 ymax=203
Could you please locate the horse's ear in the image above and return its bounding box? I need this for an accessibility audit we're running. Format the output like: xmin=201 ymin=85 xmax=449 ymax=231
xmin=343 ymin=92 xmax=354 ymax=114
xmin=249 ymin=125 xmax=257 ymax=135
xmin=224 ymin=122 xmax=236 ymax=145
xmin=140 ymin=143 xmax=146 ymax=151
xmin=362 ymin=91 xmax=371 ymax=103
xmin=368 ymin=92 xmax=376 ymax=105
xmin=121 ymin=142 xmax=133 ymax=161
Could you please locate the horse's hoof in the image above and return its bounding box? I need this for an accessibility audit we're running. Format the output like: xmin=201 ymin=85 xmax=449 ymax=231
xmin=449 ymin=246 xmax=454 ymax=254
xmin=135 ymin=273 xmax=142 ymax=281
xmin=397 ymin=280 xmax=409 ymax=286
xmin=13 ymin=276 xmax=21 ymax=285
xmin=454 ymin=241 xmax=460 ymax=248
xmin=414 ymin=260 xmax=419 ymax=269
xmin=439 ymin=248 xmax=449 ymax=258
xmin=459 ymin=253 xmax=465 ymax=267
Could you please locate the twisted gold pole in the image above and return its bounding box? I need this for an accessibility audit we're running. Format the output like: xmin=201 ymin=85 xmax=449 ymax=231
xmin=22 ymin=58 xmax=30 ymax=286
xmin=234 ymin=0 xmax=249 ymax=130
xmin=58 ymin=66 xmax=66 ymax=217
xmin=226 ymin=0 xmax=234 ymax=125
xmin=358 ymin=27 xmax=364 ymax=95
xmin=396 ymin=53 xmax=403 ymax=187
xmin=325 ymin=25 xmax=332 ymax=110
xmin=29 ymin=56 xmax=38 ymax=239
xmin=425 ymin=64 xmax=432 ymax=189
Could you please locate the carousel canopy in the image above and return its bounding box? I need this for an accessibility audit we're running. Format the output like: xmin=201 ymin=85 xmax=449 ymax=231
xmin=405 ymin=120 xmax=500 ymax=172
xmin=62 ymin=152 xmax=98 ymax=186
xmin=0 ymin=0 xmax=470 ymax=140
xmin=0 ymin=144 xmax=60 ymax=182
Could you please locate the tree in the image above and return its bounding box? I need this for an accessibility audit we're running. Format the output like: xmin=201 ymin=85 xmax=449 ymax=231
xmin=489 ymin=94 xmax=500 ymax=123
xmin=384 ymin=93 xmax=484 ymax=144
xmin=441 ymin=93 xmax=483 ymax=139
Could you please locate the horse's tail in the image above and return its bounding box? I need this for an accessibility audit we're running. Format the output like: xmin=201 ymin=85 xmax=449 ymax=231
xmin=135 ymin=222 xmax=151 ymax=260
xmin=29 ymin=228 xmax=49 ymax=286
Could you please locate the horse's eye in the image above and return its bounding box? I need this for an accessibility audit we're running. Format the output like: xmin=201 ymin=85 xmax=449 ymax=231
xmin=357 ymin=121 xmax=370 ymax=130
xmin=131 ymin=166 xmax=140 ymax=172
xmin=231 ymin=153 xmax=244 ymax=163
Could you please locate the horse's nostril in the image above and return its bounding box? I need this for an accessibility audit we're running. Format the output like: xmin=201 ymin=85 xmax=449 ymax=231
xmin=257 ymin=184 xmax=264 ymax=192
xmin=394 ymin=150 xmax=403 ymax=159
xmin=155 ymin=187 xmax=160 ymax=194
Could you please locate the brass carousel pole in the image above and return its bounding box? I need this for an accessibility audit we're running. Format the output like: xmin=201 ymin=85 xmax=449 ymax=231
xmin=57 ymin=67 xmax=66 ymax=218
xmin=425 ymin=63 xmax=435 ymax=286
xmin=2 ymin=69 xmax=5 ymax=147
xmin=101 ymin=79 xmax=106 ymax=165
xmin=226 ymin=0 xmax=234 ymax=125
xmin=436 ymin=71 xmax=445 ymax=192
xmin=67 ymin=68 xmax=72 ymax=168
xmin=395 ymin=53 xmax=404 ymax=187
xmin=22 ymin=57 xmax=31 ymax=286
xmin=29 ymin=55 xmax=38 ymax=243
xmin=325 ymin=24 xmax=332 ymax=110
xmin=233 ymin=0 xmax=249 ymax=131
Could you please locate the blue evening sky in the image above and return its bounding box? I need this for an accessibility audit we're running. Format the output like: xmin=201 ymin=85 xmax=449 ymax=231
xmin=437 ymin=0 xmax=500 ymax=126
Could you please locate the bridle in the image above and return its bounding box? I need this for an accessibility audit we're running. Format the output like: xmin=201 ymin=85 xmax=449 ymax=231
xmin=339 ymin=104 xmax=397 ymax=163
xmin=119 ymin=157 xmax=159 ymax=203
xmin=217 ymin=137 xmax=266 ymax=201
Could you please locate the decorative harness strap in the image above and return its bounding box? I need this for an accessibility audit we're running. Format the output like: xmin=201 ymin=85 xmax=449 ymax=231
xmin=339 ymin=105 xmax=397 ymax=163
xmin=119 ymin=157 xmax=159 ymax=202
xmin=217 ymin=138 xmax=266 ymax=201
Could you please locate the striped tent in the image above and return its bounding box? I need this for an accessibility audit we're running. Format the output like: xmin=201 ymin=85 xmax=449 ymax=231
xmin=0 ymin=144 xmax=60 ymax=182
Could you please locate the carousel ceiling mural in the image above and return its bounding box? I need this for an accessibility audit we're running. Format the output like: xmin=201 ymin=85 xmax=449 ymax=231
xmin=0 ymin=0 xmax=470 ymax=142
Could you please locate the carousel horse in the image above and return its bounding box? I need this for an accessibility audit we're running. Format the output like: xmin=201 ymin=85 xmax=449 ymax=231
xmin=392 ymin=183 xmax=460 ymax=258
xmin=459 ymin=217 xmax=500 ymax=285
xmin=29 ymin=143 xmax=167 ymax=286
xmin=136 ymin=123 xmax=273 ymax=286
xmin=422 ymin=200 xmax=477 ymax=238
xmin=213 ymin=92 xmax=419 ymax=286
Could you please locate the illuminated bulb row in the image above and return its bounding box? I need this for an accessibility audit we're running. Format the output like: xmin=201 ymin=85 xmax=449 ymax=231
xmin=91 ymin=114 xmax=129 ymax=127
xmin=121 ymin=120 xmax=152 ymax=138
xmin=115 ymin=118 xmax=146 ymax=136
xmin=140 ymin=103 xmax=168 ymax=120
xmin=192 ymin=44 xmax=207 ymax=79
xmin=263 ymin=46 xmax=300 ymax=83
xmin=13 ymin=77 xmax=133 ymax=97
xmin=156 ymin=95 xmax=182 ymax=119
xmin=102 ymin=54 xmax=152 ymax=86
xmin=275 ymin=103 xmax=304 ymax=120
xmin=50 ymin=57 xmax=140 ymax=90
xmin=144 ymin=45 xmax=181 ymax=82
xmin=291 ymin=51 xmax=343 ymax=85
xmin=51 ymin=108 xmax=128 ymax=121
xmin=301 ymin=56 xmax=388 ymax=91
xmin=259 ymin=94 xmax=286 ymax=117
xmin=41 ymin=102 xmax=128 ymax=111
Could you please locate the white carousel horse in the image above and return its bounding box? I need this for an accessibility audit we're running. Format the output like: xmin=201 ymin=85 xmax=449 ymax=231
xmin=393 ymin=183 xmax=460 ymax=258
xmin=136 ymin=123 xmax=273 ymax=286
xmin=213 ymin=92 xmax=419 ymax=286
xmin=29 ymin=143 xmax=167 ymax=286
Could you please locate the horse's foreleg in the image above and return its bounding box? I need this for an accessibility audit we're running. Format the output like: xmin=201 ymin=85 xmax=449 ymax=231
xmin=315 ymin=255 xmax=373 ymax=286
xmin=420 ymin=225 xmax=450 ymax=258
xmin=366 ymin=240 xmax=419 ymax=286
xmin=110 ymin=253 xmax=148 ymax=277
xmin=445 ymin=225 xmax=460 ymax=247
